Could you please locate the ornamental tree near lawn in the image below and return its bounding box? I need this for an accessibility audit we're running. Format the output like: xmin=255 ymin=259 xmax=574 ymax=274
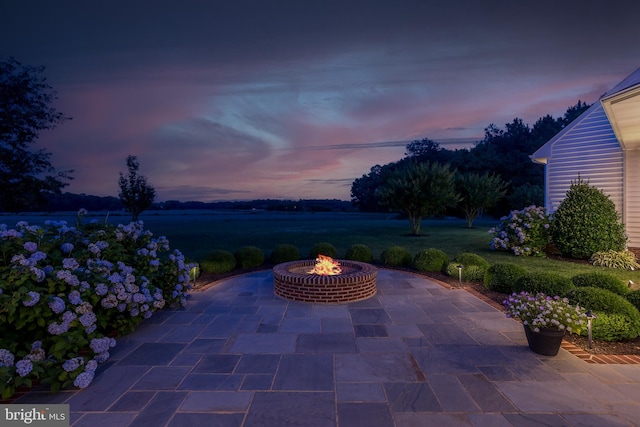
xmin=378 ymin=160 xmax=459 ymax=235
xmin=118 ymin=155 xmax=156 ymax=221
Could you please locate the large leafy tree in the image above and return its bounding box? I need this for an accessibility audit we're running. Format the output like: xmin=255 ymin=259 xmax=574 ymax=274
xmin=378 ymin=160 xmax=459 ymax=235
xmin=456 ymin=172 xmax=508 ymax=227
xmin=118 ymin=155 xmax=156 ymax=221
xmin=351 ymin=164 xmax=386 ymax=211
xmin=0 ymin=57 xmax=73 ymax=212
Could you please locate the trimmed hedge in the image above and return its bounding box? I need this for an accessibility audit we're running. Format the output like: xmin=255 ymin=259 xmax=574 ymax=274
xmin=446 ymin=262 xmax=484 ymax=282
xmin=345 ymin=244 xmax=373 ymax=263
xmin=380 ymin=246 xmax=412 ymax=267
xmin=309 ymin=242 xmax=338 ymax=259
xmin=483 ymin=262 xmax=528 ymax=294
xmin=200 ymin=250 xmax=236 ymax=274
xmin=270 ymin=243 xmax=300 ymax=264
xmin=234 ymin=246 xmax=265 ymax=268
xmin=513 ymin=271 xmax=575 ymax=296
xmin=448 ymin=252 xmax=489 ymax=282
xmin=454 ymin=252 xmax=490 ymax=270
xmin=585 ymin=312 xmax=640 ymax=341
xmin=627 ymin=290 xmax=640 ymax=312
xmin=567 ymin=287 xmax=640 ymax=341
xmin=413 ymin=248 xmax=449 ymax=273
xmin=571 ymin=272 xmax=629 ymax=296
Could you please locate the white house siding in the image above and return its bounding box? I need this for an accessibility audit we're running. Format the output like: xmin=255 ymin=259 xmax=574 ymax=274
xmin=625 ymin=149 xmax=640 ymax=249
xmin=545 ymin=104 xmax=624 ymax=215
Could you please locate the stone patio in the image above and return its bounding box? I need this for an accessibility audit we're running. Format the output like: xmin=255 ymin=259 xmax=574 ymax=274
xmin=12 ymin=269 xmax=640 ymax=426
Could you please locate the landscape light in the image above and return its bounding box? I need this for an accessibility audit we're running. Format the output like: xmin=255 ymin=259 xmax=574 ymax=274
xmin=585 ymin=310 xmax=597 ymax=349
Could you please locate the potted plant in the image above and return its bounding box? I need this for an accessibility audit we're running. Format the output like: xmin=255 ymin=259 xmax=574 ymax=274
xmin=503 ymin=291 xmax=588 ymax=356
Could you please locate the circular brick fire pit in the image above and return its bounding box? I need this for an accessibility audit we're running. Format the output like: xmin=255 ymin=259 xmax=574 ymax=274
xmin=273 ymin=259 xmax=377 ymax=304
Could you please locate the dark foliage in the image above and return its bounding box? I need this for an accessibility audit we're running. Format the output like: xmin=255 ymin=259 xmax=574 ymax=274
xmin=0 ymin=57 xmax=73 ymax=212
xmin=345 ymin=244 xmax=373 ymax=263
xmin=234 ymin=245 xmax=265 ymax=268
xmin=270 ymin=243 xmax=300 ymax=264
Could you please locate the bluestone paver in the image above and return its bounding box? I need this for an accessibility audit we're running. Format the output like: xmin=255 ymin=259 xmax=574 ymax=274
xmin=10 ymin=269 xmax=640 ymax=426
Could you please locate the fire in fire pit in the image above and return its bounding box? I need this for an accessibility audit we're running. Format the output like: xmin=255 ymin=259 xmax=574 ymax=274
xmin=308 ymin=254 xmax=342 ymax=276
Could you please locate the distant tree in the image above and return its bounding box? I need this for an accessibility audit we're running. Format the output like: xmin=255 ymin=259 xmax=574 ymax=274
xmin=351 ymin=101 xmax=592 ymax=215
xmin=118 ymin=155 xmax=156 ymax=221
xmin=456 ymin=172 xmax=508 ymax=227
xmin=507 ymin=183 xmax=544 ymax=210
xmin=378 ymin=160 xmax=460 ymax=235
xmin=561 ymin=100 xmax=590 ymax=126
xmin=351 ymin=164 xmax=386 ymax=211
xmin=0 ymin=57 xmax=73 ymax=212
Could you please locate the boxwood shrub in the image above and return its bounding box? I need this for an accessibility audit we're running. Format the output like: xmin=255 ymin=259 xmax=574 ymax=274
xmin=447 ymin=252 xmax=489 ymax=282
xmin=413 ymin=248 xmax=449 ymax=272
xmin=512 ymin=271 xmax=575 ymax=296
xmin=200 ymin=250 xmax=236 ymax=274
xmin=270 ymin=243 xmax=300 ymax=264
xmin=380 ymin=245 xmax=412 ymax=267
xmin=627 ymin=290 xmax=640 ymax=312
xmin=446 ymin=262 xmax=484 ymax=282
xmin=585 ymin=313 xmax=640 ymax=341
xmin=454 ymin=252 xmax=490 ymax=270
xmin=234 ymin=246 xmax=265 ymax=268
xmin=345 ymin=244 xmax=373 ymax=263
xmin=483 ymin=262 xmax=528 ymax=294
xmin=309 ymin=242 xmax=338 ymax=259
xmin=571 ymin=272 xmax=629 ymax=296
xmin=567 ymin=286 xmax=640 ymax=340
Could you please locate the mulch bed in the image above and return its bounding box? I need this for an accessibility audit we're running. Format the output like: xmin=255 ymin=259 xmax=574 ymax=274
xmin=194 ymin=264 xmax=640 ymax=357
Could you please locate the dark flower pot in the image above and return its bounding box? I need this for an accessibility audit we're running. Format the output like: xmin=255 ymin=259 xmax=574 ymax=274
xmin=523 ymin=325 xmax=565 ymax=356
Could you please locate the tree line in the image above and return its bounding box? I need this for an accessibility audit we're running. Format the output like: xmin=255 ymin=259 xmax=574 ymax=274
xmin=1 ymin=57 xmax=156 ymax=220
xmin=350 ymin=101 xmax=590 ymax=232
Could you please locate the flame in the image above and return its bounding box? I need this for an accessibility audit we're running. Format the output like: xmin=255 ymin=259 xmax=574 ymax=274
xmin=308 ymin=254 xmax=342 ymax=275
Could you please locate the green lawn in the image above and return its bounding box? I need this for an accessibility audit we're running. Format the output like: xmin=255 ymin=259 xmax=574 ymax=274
xmin=3 ymin=209 xmax=640 ymax=286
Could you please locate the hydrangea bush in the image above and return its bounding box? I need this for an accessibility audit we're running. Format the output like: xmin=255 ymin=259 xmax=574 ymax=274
xmin=503 ymin=291 xmax=587 ymax=333
xmin=489 ymin=205 xmax=551 ymax=256
xmin=0 ymin=211 xmax=193 ymax=398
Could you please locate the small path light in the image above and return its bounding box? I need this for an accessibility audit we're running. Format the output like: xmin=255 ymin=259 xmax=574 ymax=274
xmin=190 ymin=265 xmax=199 ymax=287
xmin=585 ymin=310 xmax=597 ymax=349
xmin=457 ymin=264 xmax=463 ymax=286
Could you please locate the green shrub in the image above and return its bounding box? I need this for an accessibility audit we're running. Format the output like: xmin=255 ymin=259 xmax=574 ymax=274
xmin=489 ymin=205 xmax=551 ymax=256
xmin=483 ymin=262 xmax=528 ymax=294
xmin=270 ymin=243 xmax=300 ymax=264
xmin=200 ymin=250 xmax=236 ymax=274
xmin=513 ymin=271 xmax=575 ymax=296
xmin=587 ymin=312 xmax=640 ymax=341
xmin=413 ymin=248 xmax=449 ymax=272
xmin=567 ymin=287 xmax=640 ymax=340
xmin=454 ymin=252 xmax=490 ymax=270
xmin=571 ymin=272 xmax=629 ymax=296
xmin=446 ymin=262 xmax=484 ymax=281
xmin=380 ymin=245 xmax=412 ymax=267
xmin=309 ymin=242 xmax=338 ymax=259
xmin=345 ymin=244 xmax=373 ymax=263
xmin=551 ymin=178 xmax=626 ymax=259
xmin=589 ymin=250 xmax=640 ymax=270
xmin=234 ymin=245 xmax=265 ymax=268
xmin=446 ymin=252 xmax=489 ymax=282
xmin=627 ymin=290 xmax=640 ymax=312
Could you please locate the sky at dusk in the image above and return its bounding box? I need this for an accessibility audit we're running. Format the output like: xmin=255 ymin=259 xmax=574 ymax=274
xmin=2 ymin=0 xmax=639 ymax=202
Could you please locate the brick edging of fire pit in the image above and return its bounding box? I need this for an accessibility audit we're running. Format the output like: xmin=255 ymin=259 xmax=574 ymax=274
xmin=273 ymin=259 xmax=377 ymax=304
